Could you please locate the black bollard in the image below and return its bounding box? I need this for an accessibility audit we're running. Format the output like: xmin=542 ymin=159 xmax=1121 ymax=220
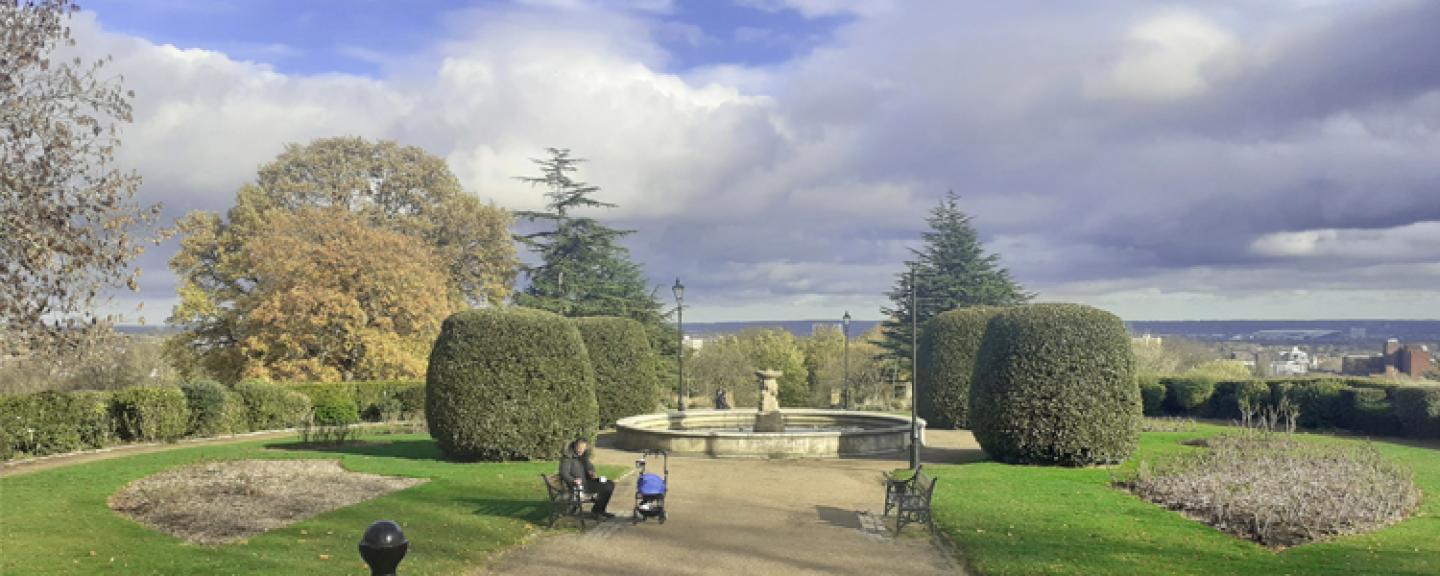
xmin=358 ymin=520 xmax=408 ymax=576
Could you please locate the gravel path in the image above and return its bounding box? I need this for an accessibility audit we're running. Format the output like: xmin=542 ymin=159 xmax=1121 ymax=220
xmin=473 ymin=430 xmax=982 ymax=576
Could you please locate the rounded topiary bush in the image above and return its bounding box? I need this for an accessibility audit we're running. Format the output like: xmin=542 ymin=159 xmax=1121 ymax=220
xmin=573 ymin=317 xmax=660 ymax=428
xmin=426 ymin=307 xmax=598 ymax=461
xmin=917 ymin=306 xmax=1002 ymax=429
xmin=969 ymin=303 xmax=1140 ymax=466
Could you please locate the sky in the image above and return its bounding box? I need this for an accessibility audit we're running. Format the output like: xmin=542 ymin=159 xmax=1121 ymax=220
xmin=64 ymin=0 xmax=1440 ymax=323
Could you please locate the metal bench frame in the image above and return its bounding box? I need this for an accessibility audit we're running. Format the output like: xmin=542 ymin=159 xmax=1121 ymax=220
xmin=541 ymin=473 xmax=595 ymax=529
xmin=889 ymin=468 xmax=938 ymax=535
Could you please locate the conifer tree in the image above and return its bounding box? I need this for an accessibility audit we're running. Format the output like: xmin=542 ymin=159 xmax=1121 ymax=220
xmin=514 ymin=148 xmax=662 ymax=323
xmin=880 ymin=191 xmax=1032 ymax=366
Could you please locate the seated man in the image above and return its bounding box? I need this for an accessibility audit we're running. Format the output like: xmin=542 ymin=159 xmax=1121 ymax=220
xmin=559 ymin=438 xmax=614 ymax=518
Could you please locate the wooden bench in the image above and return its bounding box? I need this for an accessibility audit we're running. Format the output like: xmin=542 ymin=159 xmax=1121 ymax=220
xmin=540 ymin=474 xmax=595 ymax=529
xmin=889 ymin=468 xmax=937 ymax=535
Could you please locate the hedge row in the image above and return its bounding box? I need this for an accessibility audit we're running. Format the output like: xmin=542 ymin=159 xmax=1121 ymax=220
xmin=1146 ymin=376 xmax=1440 ymax=438
xmin=287 ymin=380 xmax=425 ymax=424
xmin=0 ymin=379 xmax=428 ymax=461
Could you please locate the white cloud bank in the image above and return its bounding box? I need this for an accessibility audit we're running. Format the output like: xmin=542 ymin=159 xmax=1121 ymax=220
xmin=75 ymin=1 xmax=1440 ymax=323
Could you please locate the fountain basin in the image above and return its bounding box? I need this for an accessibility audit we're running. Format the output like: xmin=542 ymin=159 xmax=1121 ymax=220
xmin=614 ymin=409 xmax=925 ymax=458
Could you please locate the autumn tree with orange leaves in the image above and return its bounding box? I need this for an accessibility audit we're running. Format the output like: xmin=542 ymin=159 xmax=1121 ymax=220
xmin=167 ymin=137 xmax=516 ymax=382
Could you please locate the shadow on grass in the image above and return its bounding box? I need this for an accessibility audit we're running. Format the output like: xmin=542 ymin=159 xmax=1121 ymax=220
xmin=266 ymin=439 xmax=450 ymax=462
xmin=460 ymin=497 xmax=548 ymax=523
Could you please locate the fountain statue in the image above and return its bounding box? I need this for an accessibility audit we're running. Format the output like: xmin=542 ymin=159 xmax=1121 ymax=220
xmin=754 ymin=369 xmax=785 ymax=432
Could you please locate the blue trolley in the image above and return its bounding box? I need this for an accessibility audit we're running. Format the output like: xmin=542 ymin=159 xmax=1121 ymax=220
xmin=631 ymin=449 xmax=669 ymax=525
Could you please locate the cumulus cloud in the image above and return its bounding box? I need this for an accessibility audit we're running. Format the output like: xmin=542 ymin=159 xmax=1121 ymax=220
xmin=75 ymin=0 xmax=1440 ymax=323
xmin=1251 ymin=221 xmax=1440 ymax=261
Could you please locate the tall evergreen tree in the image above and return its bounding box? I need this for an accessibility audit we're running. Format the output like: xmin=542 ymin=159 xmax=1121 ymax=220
xmin=514 ymin=148 xmax=662 ymax=323
xmin=880 ymin=191 xmax=1032 ymax=366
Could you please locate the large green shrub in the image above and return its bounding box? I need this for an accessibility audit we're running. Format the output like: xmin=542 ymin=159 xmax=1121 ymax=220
xmin=111 ymin=387 xmax=188 ymax=442
xmin=426 ymin=307 xmax=598 ymax=460
xmin=1138 ymin=375 xmax=1167 ymax=417
xmin=573 ymin=317 xmax=660 ymax=428
xmin=969 ymin=304 xmax=1140 ymax=466
xmin=1393 ymin=386 xmax=1440 ymax=439
xmin=181 ymin=381 xmax=234 ymax=437
xmin=1163 ymin=376 xmax=1216 ymax=414
xmin=306 ymin=383 xmax=360 ymax=427
xmin=234 ymin=380 xmax=312 ymax=431
xmin=916 ymin=307 xmax=1002 ymax=429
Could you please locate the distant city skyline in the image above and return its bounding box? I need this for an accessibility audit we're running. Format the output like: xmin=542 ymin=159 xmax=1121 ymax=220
xmin=66 ymin=0 xmax=1440 ymax=324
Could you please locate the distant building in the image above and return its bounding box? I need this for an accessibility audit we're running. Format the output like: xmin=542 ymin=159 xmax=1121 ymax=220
xmin=1269 ymin=347 xmax=1312 ymax=376
xmin=1132 ymin=333 xmax=1163 ymax=347
xmin=1343 ymin=339 xmax=1433 ymax=378
xmin=682 ymin=335 xmax=705 ymax=351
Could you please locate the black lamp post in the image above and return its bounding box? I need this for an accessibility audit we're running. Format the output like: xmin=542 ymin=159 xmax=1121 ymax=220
xmin=842 ymin=310 xmax=851 ymax=410
xmin=358 ymin=520 xmax=408 ymax=576
xmin=672 ymin=277 xmax=685 ymax=412
xmin=909 ymin=263 xmax=920 ymax=471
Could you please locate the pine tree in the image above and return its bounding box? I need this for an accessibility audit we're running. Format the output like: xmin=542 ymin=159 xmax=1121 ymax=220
xmin=513 ymin=148 xmax=662 ymax=323
xmin=880 ymin=191 xmax=1032 ymax=366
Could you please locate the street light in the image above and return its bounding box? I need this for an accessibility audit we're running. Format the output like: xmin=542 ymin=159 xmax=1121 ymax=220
xmin=672 ymin=277 xmax=685 ymax=412
xmin=842 ymin=310 xmax=851 ymax=411
xmin=909 ymin=263 xmax=920 ymax=471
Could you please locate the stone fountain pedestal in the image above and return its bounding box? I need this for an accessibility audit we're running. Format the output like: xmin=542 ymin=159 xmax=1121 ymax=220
xmin=754 ymin=369 xmax=785 ymax=433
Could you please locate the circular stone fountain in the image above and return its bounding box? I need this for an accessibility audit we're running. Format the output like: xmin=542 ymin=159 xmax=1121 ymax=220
xmin=615 ymin=370 xmax=925 ymax=458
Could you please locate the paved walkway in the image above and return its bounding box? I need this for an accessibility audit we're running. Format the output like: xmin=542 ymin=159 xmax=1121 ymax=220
xmin=474 ymin=430 xmax=984 ymax=576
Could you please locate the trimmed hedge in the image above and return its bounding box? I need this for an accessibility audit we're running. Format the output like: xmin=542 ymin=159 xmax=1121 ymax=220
xmin=1207 ymin=380 xmax=1270 ymax=420
xmin=111 ymin=387 xmax=189 ymax=442
xmin=916 ymin=307 xmax=1002 ymax=429
xmin=1138 ymin=375 xmax=1167 ymax=417
xmin=426 ymin=307 xmax=598 ymax=461
xmin=306 ymin=383 xmax=360 ymax=427
xmin=180 ymin=381 xmax=245 ymax=437
xmin=970 ymin=304 xmax=1140 ymax=466
xmin=573 ymin=317 xmax=661 ymax=428
xmin=289 ymin=380 xmax=426 ymax=422
xmin=234 ymin=380 xmax=312 ymax=431
xmin=1163 ymin=376 xmax=1215 ymax=415
xmin=1393 ymin=387 xmax=1440 ymax=439
xmin=1147 ymin=376 xmax=1440 ymax=440
xmin=0 ymin=391 xmax=115 ymax=457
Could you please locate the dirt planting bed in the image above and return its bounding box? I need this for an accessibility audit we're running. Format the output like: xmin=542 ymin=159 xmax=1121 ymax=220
xmin=109 ymin=459 xmax=425 ymax=544
xmin=1121 ymin=433 xmax=1421 ymax=548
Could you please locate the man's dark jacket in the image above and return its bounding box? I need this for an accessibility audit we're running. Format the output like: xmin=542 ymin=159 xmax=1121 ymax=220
xmin=558 ymin=441 xmax=595 ymax=485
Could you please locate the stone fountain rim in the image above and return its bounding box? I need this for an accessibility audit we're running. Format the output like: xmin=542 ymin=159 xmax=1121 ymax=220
xmin=614 ymin=409 xmax=925 ymax=439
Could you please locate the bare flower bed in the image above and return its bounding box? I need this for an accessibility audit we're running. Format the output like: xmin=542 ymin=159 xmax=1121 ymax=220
xmin=109 ymin=460 xmax=425 ymax=544
xmin=1120 ymin=431 xmax=1421 ymax=548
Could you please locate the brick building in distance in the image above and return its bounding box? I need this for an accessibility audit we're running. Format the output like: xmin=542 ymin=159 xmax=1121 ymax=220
xmin=1343 ymin=339 xmax=1434 ymax=378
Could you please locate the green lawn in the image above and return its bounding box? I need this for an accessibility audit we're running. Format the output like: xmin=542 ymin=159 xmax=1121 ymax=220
xmin=0 ymin=432 xmax=620 ymax=575
xmin=929 ymin=425 xmax=1440 ymax=576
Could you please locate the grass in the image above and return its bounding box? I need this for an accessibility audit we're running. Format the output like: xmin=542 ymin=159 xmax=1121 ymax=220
xmin=928 ymin=424 xmax=1440 ymax=576
xmin=0 ymin=431 xmax=621 ymax=575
